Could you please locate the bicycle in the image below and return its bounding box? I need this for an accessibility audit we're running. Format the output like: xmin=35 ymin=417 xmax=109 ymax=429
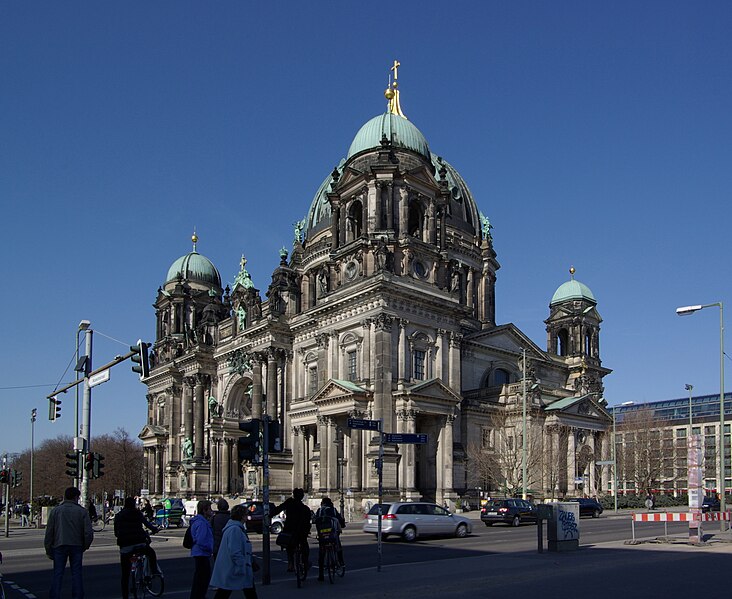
xmin=292 ymin=539 xmax=308 ymax=588
xmin=321 ymin=541 xmax=345 ymax=583
xmin=0 ymin=551 xmax=6 ymax=599
xmin=91 ymin=514 xmax=106 ymax=532
xmin=129 ymin=549 xmax=164 ymax=598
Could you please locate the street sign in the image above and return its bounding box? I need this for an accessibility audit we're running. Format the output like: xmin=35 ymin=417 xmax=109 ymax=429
xmin=347 ymin=418 xmax=381 ymax=431
xmin=89 ymin=369 xmax=110 ymax=388
xmin=383 ymin=433 xmax=427 ymax=444
xmin=596 ymin=460 xmax=615 ymax=465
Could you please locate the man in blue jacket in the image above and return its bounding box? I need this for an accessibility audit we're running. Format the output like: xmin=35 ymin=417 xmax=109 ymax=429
xmin=189 ymin=499 xmax=214 ymax=599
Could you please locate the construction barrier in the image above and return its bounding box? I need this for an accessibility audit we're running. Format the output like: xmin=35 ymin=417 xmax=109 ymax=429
xmin=630 ymin=510 xmax=731 ymax=542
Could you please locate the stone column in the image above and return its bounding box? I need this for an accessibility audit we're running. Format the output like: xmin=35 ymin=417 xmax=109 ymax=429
xmin=193 ymin=375 xmax=205 ymax=460
xmin=183 ymin=378 xmax=194 ymax=447
xmin=373 ymin=314 xmax=393 ymax=433
xmin=317 ymin=415 xmax=329 ymax=492
xmin=448 ymin=332 xmax=462 ymax=392
xmin=397 ymin=319 xmax=407 ymax=387
xmin=292 ymin=426 xmax=303 ymax=487
xmin=567 ymin=429 xmax=577 ymax=494
xmin=251 ymin=356 xmax=263 ymax=420
xmin=441 ymin=413 xmax=455 ymax=499
xmin=589 ymin=432 xmax=597 ymax=494
xmin=600 ymin=431 xmax=610 ymax=494
xmin=349 ymin=410 xmax=363 ymax=491
xmin=428 ymin=200 xmax=436 ymax=245
xmin=222 ymin=437 xmax=231 ymax=494
xmin=398 ymin=186 xmax=409 ymax=236
xmin=316 ymin=334 xmax=329 ymax=391
xmin=436 ymin=330 xmax=445 ymax=380
xmin=266 ymin=349 xmax=278 ymax=419
xmin=362 ymin=320 xmax=372 ymax=385
xmin=466 ymin=268 xmax=475 ymax=316
xmin=331 ymin=205 xmax=340 ymax=250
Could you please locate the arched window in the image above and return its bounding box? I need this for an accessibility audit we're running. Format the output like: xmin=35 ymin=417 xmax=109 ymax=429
xmin=584 ymin=331 xmax=593 ymax=357
xmin=557 ymin=329 xmax=569 ymax=356
xmin=347 ymin=200 xmax=363 ymax=241
xmin=493 ymin=368 xmax=511 ymax=386
xmin=408 ymin=199 xmax=424 ymax=239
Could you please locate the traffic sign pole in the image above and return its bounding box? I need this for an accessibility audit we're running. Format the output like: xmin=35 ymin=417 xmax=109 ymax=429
xmin=377 ymin=419 xmax=383 ymax=573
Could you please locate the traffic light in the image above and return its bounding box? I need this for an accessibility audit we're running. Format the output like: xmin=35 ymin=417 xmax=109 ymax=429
xmin=238 ymin=419 xmax=261 ymax=463
xmin=84 ymin=452 xmax=94 ymax=474
xmin=65 ymin=451 xmax=80 ymax=478
xmin=92 ymin=453 xmax=105 ymax=478
xmin=0 ymin=469 xmax=8 ymax=484
xmin=267 ymin=419 xmax=282 ymax=452
xmin=11 ymin=470 xmax=22 ymax=487
xmin=130 ymin=339 xmax=151 ymax=380
xmin=49 ymin=395 xmax=62 ymax=421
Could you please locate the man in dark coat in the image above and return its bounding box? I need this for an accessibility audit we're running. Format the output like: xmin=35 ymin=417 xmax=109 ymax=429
xmin=271 ymin=488 xmax=312 ymax=573
xmin=114 ymin=496 xmax=160 ymax=599
xmin=210 ymin=498 xmax=231 ymax=560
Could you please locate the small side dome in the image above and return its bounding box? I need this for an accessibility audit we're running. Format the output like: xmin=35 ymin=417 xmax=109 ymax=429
xmin=166 ymin=252 xmax=222 ymax=288
xmin=550 ymin=267 xmax=596 ymax=306
xmin=347 ymin=112 xmax=430 ymax=160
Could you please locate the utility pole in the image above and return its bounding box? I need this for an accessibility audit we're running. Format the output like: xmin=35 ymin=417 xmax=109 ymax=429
xmin=30 ymin=408 xmax=37 ymax=509
xmin=3 ymin=454 xmax=9 ymax=538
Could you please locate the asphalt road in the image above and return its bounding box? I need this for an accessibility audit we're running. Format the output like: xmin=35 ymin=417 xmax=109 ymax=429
xmin=1 ymin=513 xmax=729 ymax=598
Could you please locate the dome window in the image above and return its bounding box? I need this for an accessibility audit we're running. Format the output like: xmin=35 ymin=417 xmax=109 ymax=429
xmin=408 ymin=199 xmax=425 ymax=239
xmin=557 ymin=329 xmax=569 ymax=356
xmin=347 ymin=200 xmax=363 ymax=241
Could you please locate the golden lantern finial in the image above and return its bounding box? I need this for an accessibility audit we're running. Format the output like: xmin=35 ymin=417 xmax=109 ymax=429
xmin=192 ymin=229 xmax=198 ymax=252
xmin=384 ymin=59 xmax=406 ymax=118
xmin=569 ymin=265 xmax=576 ymax=279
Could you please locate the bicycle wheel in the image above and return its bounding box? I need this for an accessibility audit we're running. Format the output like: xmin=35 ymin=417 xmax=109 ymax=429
xmin=295 ymin=547 xmax=304 ymax=588
xmin=325 ymin=546 xmax=336 ymax=584
xmin=145 ymin=573 xmax=164 ymax=597
xmin=128 ymin=567 xmax=139 ymax=599
xmin=91 ymin=517 xmax=105 ymax=533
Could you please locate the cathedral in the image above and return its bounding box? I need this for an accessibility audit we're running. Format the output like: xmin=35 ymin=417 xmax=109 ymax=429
xmin=139 ymin=63 xmax=613 ymax=508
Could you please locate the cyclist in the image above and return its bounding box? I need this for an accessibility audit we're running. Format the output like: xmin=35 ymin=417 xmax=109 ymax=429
xmin=271 ymin=488 xmax=312 ymax=574
xmin=312 ymin=497 xmax=345 ymax=582
xmin=114 ymin=497 xmax=160 ymax=599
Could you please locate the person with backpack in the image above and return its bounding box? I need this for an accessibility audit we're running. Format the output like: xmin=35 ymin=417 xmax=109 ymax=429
xmin=188 ymin=500 xmax=214 ymax=599
xmin=271 ymin=489 xmax=312 ymax=574
xmin=312 ymin=497 xmax=345 ymax=582
xmin=114 ymin=497 xmax=160 ymax=599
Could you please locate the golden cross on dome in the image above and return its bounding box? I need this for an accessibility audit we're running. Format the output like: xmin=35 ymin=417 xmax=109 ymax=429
xmin=391 ymin=60 xmax=400 ymax=83
xmin=385 ymin=59 xmax=406 ymax=118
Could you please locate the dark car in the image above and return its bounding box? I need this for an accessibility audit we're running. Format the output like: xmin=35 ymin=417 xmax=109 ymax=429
xmin=568 ymin=498 xmax=603 ymax=518
xmin=702 ymin=496 xmax=720 ymax=512
xmin=243 ymin=501 xmax=276 ymax=533
xmin=480 ymin=498 xmax=537 ymax=527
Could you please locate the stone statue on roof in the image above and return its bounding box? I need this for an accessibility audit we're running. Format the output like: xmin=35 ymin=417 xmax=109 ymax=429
xmin=236 ymin=305 xmax=247 ymax=330
xmin=293 ymin=218 xmax=305 ymax=244
xmin=233 ymin=255 xmax=254 ymax=290
xmin=479 ymin=211 xmax=493 ymax=240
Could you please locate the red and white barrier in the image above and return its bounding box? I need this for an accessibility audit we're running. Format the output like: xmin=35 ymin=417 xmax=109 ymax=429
xmin=632 ymin=511 xmax=731 ymax=522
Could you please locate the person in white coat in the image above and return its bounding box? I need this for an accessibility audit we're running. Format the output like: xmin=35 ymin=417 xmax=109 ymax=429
xmin=209 ymin=504 xmax=258 ymax=599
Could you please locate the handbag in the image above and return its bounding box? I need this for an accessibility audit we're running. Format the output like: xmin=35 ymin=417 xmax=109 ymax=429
xmin=183 ymin=525 xmax=194 ymax=549
xmin=275 ymin=531 xmax=292 ymax=547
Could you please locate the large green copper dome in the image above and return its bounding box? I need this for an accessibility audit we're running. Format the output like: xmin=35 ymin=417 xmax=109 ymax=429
xmin=550 ymin=277 xmax=596 ymax=306
xmin=347 ymin=112 xmax=430 ymax=159
xmin=166 ymin=251 xmax=222 ymax=288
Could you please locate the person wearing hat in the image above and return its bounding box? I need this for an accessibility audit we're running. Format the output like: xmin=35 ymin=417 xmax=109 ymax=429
xmin=210 ymin=498 xmax=231 ymax=560
xmin=312 ymin=497 xmax=345 ymax=581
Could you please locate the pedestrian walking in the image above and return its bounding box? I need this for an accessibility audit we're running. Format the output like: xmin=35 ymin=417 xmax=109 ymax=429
xmin=210 ymin=498 xmax=231 ymax=560
xmin=44 ymin=486 xmax=94 ymax=599
xmin=209 ymin=504 xmax=258 ymax=599
xmin=189 ymin=499 xmax=214 ymax=599
xmin=20 ymin=503 xmax=30 ymax=527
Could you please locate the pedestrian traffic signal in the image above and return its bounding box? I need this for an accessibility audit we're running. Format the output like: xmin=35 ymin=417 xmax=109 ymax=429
xmin=130 ymin=339 xmax=151 ymax=380
xmin=92 ymin=453 xmax=105 ymax=478
xmin=65 ymin=451 xmax=79 ymax=478
xmin=11 ymin=470 xmax=22 ymax=487
xmin=48 ymin=395 xmax=62 ymax=421
xmin=238 ymin=419 xmax=261 ymax=463
xmin=0 ymin=469 xmax=8 ymax=484
xmin=267 ymin=419 xmax=282 ymax=453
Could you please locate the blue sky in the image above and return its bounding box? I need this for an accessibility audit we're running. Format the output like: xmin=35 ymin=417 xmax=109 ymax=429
xmin=2 ymin=1 xmax=730 ymax=455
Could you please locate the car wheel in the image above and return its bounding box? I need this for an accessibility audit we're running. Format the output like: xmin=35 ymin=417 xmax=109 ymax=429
xmin=401 ymin=526 xmax=417 ymax=542
xmin=511 ymin=515 xmax=520 ymax=527
xmin=271 ymin=522 xmax=282 ymax=534
xmin=455 ymin=523 xmax=468 ymax=538
xmin=592 ymin=510 xmax=600 ymax=519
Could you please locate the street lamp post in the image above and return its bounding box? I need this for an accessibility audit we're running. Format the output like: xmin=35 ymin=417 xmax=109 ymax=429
xmin=30 ymin=408 xmax=37 ymax=509
xmin=78 ymin=322 xmax=93 ymax=509
xmin=521 ymin=349 xmax=527 ymax=500
xmin=677 ymin=302 xmax=726 ymax=528
xmin=612 ymin=408 xmax=617 ymax=513
xmin=685 ymin=384 xmax=694 ymax=433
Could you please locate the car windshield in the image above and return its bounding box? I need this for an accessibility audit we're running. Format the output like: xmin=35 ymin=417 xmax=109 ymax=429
xmin=368 ymin=503 xmax=391 ymax=515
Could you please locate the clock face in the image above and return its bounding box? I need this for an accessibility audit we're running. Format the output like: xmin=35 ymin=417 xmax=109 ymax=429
xmin=345 ymin=261 xmax=358 ymax=280
xmin=413 ymin=260 xmax=427 ymax=278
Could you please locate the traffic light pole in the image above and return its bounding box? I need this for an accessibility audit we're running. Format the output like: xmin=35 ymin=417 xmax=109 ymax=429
xmin=3 ymin=454 xmax=9 ymax=538
xmin=262 ymin=416 xmax=271 ymax=585
xmin=80 ymin=327 xmax=93 ymax=509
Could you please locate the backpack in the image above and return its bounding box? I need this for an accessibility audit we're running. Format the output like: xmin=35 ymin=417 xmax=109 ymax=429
xmin=183 ymin=525 xmax=194 ymax=549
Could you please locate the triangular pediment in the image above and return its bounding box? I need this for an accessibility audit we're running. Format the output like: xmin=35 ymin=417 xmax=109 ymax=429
xmin=138 ymin=423 xmax=167 ymax=442
xmin=466 ymin=323 xmax=545 ymax=360
xmin=545 ymin=394 xmax=611 ymax=430
xmin=393 ymin=378 xmax=462 ymax=414
xmin=311 ymin=379 xmax=370 ymax=415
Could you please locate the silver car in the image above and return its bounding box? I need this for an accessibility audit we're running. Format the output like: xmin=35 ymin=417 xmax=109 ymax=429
xmin=362 ymin=502 xmax=472 ymax=542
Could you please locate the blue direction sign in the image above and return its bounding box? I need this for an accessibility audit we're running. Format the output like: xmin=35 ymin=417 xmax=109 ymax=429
xmin=383 ymin=433 xmax=428 ymax=444
xmin=347 ymin=418 xmax=381 ymax=431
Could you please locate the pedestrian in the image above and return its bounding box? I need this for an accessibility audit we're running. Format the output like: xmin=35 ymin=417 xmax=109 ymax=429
xmin=209 ymin=503 xmax=258 ymax=599
xmin=21 ymin=503 xmax=30 ymax=527
xmin=142 ymin=498 xmax=154 ymax=521
xmin=114 ymin=496 xmax=160 ymax=599
xmin=210 ymin=498 xmax=231 ymax=560
xmin=271 ymin=488 xmax=312 ymax=573
xmin=44 ymin=486 xmax=94 ymax=599
xmin=189 ymin=499 xmax=214 ymax=599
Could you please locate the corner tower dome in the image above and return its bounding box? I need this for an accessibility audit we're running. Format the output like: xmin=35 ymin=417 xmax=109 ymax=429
xmin=165 ymin=233 xmax=222 ymax=289
xmin=550 ymin=266 xmax=596 ymax=306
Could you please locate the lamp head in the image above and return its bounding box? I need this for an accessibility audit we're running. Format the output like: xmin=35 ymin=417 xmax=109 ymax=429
xmin=685 ymin=384 xmax=693 ymax=392
xmin=676 ymin=305 xmax=702 ymax=316
xmin=78 ymin=320 xmax=91 ymax=331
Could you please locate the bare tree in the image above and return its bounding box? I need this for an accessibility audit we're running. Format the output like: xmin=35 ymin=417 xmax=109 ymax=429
xmin=616 ymin=407 xmax=666 ymax=493
xmin=466 ymin=409 xmax=544 ymax=497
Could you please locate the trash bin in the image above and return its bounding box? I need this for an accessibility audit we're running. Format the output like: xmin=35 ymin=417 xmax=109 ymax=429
xmin=546 ymin=502 xmax=580 ymax=552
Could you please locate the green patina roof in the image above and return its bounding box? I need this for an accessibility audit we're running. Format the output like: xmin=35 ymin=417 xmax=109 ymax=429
xmin=545 ymin=394 xmax=593 ymax=411
xmin=166 ymin=251 xmax=221 ymax=288
xmin=347 ymin=112 xmax=430 ymax=159
xmin=550 ymin=279 xmax=596 ymax=306
xmin=332 ymin=379 xmax=367 ymax=393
